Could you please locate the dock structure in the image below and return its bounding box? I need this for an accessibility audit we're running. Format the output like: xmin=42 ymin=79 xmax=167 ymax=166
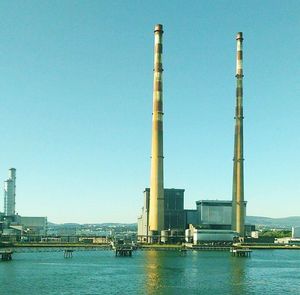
xmin=192 ymin=246 xmax=230 ymax=251
xmin=64 ymin=249 xmax=74 ymax=258
xmin=115 ymin=246 xmax=133 ymax=257
xmin=0 ymin=250 xmax=13 ymax=261
xmin=230 ymin=247 xmax=251 ymax=257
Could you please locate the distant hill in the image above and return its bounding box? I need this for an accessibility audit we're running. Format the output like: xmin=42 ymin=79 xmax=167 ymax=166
xmin=48 ymin=222 xmax=137 ymax=228
xmin=246 ymin=216 xmax=300 ymax=228
xmin=48 ymin=218 xmax=300 ymax=229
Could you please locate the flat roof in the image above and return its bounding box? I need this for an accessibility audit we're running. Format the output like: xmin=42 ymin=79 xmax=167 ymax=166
xmin=144 ymin=188 xmax=185 ymax=192
xmin=196 ymin=200 xmax=247 ymax=205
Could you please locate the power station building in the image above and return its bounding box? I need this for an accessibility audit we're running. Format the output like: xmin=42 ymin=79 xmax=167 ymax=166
xmin=137 ymin=188 xmax=185 ymax=242
xmin=137 ymin=194 xmax=249 ymax=243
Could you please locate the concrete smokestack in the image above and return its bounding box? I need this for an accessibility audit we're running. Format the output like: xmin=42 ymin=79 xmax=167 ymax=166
xmin=232 ymin=32 xmax=245 ymax=237
xmin=149 ymin=24 xmax=164 ymax=234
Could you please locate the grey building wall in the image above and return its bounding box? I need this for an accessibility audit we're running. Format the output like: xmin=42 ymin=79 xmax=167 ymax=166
xmin=18 ymin=216 xmax=48 ymax=235
xmin=137 ymin=189 xmax=150 ymax=242
xmin=196 ymin=201 xmax=233 ymax=225
xmin=196 ymin=200 xmax=247 ymax=227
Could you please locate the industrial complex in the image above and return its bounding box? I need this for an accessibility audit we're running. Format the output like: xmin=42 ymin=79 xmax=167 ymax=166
xmin=0 ymin=24 xmax=297 ymax=247
xmin=137 ymin=25 xmax=248 ymax=244
xmin=0 ymin=168 xmax=47 ymax=240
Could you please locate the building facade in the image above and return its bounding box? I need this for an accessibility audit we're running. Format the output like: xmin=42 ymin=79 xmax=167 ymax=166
xmin=138 ymin=188 xmax=185 ymax=242
xmin=196 ymin=200 xmax=247 ymax=231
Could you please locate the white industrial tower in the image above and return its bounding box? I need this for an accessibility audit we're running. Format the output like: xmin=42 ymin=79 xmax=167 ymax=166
xmin=4 ymin=168 xmax=16 ymax=216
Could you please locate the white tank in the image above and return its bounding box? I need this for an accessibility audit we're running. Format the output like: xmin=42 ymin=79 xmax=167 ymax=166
xmin=161 ymin=230 xmax=170 ymax=243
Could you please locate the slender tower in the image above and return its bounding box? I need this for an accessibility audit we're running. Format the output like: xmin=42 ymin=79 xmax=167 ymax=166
xmin=149 ymin=24 xmax=164 ymax=235
xmin=4 ymin=168 xmax=16 ymax=216
xmin=232 ymin=32 xmax=245 ymax=237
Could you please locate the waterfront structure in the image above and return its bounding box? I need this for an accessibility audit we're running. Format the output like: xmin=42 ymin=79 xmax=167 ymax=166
xmin=232 ymin=32 xmax=245 ymax=237
xmin=185 ymin=200 xmax=252 ymax=243
xmin=4 ymin=168 xmax=16 ymax=216
xmin=138 ymin=193 xmax=251 ymax=243
xmin=149 ymin=24 xmax=165 ymax=235
xmin=138 ymin=188 xmax=185 ymax=242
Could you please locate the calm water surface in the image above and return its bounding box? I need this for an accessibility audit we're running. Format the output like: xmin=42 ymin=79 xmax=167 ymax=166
xmin=1 ymin=249 xmax=300 ymax=294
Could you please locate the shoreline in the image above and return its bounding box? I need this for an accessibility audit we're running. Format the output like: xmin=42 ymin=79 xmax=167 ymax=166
xmin=1 ymin=243 xmax=300 ymax=251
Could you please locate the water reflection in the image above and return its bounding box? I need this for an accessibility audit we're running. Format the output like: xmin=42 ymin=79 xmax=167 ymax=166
xmin=143 ymin=250 xmax=248 ymax=294
xmin=229 ymin=255 xmax=247 ymax=294
xmin=144 ymin=251 xmax=165 ymax=294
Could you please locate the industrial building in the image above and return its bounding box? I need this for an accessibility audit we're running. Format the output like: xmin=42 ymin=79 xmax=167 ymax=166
xmin=0 ymin=168 xmax=48 ymax=239
xmin=196 ymin=200 xmax=246 ymax=230
xmin=137 ymin=188 xmax=185 ymax=242
xmin=1 ymin=214 xmax=47 ymax=238
xmin=275 ymin=227 xmax=300 ymax=245
xmin=137 ymin=192 xmax=250 ymax=243
xmin=15 ymin=216 xmax=48 ymax=235
xmin=186 ymin=226 xmax=237 ymax=244
xmin=275 ymin=228 xmax=300 ymax=246
xmin=184 ymin=200 xmax=250 ymax=244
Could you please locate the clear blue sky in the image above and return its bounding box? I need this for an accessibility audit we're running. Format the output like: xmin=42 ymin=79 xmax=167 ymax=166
xmin=0 ymin=1 xmax=299 ymax=223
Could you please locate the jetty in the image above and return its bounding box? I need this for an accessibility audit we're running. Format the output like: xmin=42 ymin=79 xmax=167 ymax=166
xmin=0 ymin=250 xmax=13 ymax=261
xmin=230 ymin=247 xmax=252 ymax=257
xmin=115 ymin=245 xmax=133 ymax=257
xmin=64 ymin=249 xmax=74 ymax=258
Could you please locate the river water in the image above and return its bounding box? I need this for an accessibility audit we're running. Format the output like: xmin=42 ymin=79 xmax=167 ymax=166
xmin=1 ymin=249 xmax=299 ymax=294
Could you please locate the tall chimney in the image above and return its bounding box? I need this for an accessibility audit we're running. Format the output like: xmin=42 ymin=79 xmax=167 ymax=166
xmin=232 ymin=32 xmax=245 ymax=237
xmin=4 ymin=168 xmax=16 ymax=216
xmin=149 ymin=24 xmax=164 ymax=234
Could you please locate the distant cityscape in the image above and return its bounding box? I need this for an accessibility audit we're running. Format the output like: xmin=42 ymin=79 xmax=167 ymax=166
xmin=0 ymin=167 xmax=137 ymax=243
